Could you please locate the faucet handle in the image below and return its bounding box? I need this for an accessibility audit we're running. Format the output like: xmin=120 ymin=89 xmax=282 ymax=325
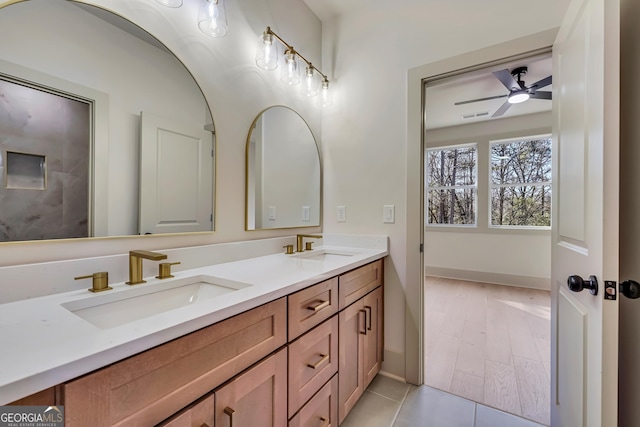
xmin=283 ymin=244 xmax=294 ymax=255
xmin=305 ymin=241 xmax=315 ymax=251
xmin=75 ymin=271 xmax=112 ymax=293
xmin=156 ymin=262 xmax=181 ymax=279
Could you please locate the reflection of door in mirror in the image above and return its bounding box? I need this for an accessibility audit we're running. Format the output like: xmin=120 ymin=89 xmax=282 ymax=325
xmin=0 ymin=77 xmax=90 ymax=242
xmin=246 ymin=106 xmax=321 ymax=230
xmin=139 ymin=112 xmax=213 ymax=235
xmin=0 ymin=0 xmax=215 ymax=242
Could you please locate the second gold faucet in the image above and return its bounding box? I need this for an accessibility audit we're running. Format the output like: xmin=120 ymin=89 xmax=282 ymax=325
xmin=296 ymin=234 xmax=322 ymax=253
xmin=127 ymin=250 xmax=168 ymax=285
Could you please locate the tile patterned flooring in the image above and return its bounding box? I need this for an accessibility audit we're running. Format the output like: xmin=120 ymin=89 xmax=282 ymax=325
xmin=342 ymin=375 xmax=546 ymax=427
xmin=424 ymin=277 xmax=551 ymax=425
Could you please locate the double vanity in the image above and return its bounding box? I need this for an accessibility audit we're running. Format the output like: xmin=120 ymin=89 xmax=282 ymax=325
xmin=0 ymin=234 xmax=387 ymax=426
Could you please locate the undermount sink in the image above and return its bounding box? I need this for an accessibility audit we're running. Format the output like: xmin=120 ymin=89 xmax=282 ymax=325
xmin=291 ymin=248 xmax=358 ymax=262
xmin=62 ymin=275 xmax=250 ymax=329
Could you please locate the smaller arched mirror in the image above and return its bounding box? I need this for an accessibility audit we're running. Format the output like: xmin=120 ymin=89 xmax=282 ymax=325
xmin=246 ymin=106 xmax=321 ymax=230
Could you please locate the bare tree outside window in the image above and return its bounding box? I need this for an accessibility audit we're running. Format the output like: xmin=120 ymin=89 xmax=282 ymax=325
xmin=426 ymin=145 xmax=477 ymax=225
xmin=490 ymin=136 xmax=552 ymax=227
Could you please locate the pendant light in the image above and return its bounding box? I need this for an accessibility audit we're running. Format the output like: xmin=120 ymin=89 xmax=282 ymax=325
xmin=300 ymin=65 xmax=320 ymax=97
xmin=321 ymin=78 xmax=332 ymax=107
xmin=198 ymin=0 xmax=228 ymax=38
xmin=280 ymin=48 xmax=300 ymax=86
xmin=256 ymin=28 xmax=278 ymax=71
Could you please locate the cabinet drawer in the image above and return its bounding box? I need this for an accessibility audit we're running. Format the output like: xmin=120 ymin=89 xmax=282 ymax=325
xmin=289 ymin=374 xmax=338 ymax=427
xmin=63 ymin=298 xmax=287 ymax=427
xmin=157 ymin=393 xmax=214 ymax=427
xmin=288 ymin=316 xmax=338 ymax=418
xmin=288 ymin=277 xmax=338 ymax=340
xmin=338 ymin=260 xmax=382 ymax=309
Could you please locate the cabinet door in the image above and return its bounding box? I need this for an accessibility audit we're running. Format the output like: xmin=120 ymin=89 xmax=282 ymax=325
xmin=363 ymin=287 xmax=383 ymax=387
xmin=215 ymin=348 xmax=287 ymax=427
xmin=338 ymin=300 xmax=365 ymax=424
xmin=158 ymin=394 xmax=214 ymax=427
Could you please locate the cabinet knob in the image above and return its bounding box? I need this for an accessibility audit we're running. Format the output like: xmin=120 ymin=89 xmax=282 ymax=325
xmin=319 ymin=417 xmax=330 ymax=427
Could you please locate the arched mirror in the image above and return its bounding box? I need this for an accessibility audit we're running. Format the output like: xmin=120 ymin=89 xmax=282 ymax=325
xmin=246 ymin=106 xmax=321 ymax=230
xmin=0 ymin=0 xmax=215 ymax=242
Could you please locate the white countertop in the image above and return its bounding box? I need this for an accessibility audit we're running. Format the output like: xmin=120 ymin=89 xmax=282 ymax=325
xmin=0 ymin=244 xmax=387 ymax=404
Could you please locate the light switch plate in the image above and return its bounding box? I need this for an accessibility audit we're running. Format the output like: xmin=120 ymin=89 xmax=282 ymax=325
xmin=383 ymin=205 xmax=395 ymax=223
xmin=337 ymin=205 xmax=346 ymax=222
xmin=268 ymin=205 xmax=276 ymax=220
xmin=302 ymin=206 xmax=310 ymax=222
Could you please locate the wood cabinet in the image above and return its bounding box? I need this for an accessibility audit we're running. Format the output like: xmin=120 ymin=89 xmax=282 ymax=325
xmin=215 ymin=348 xmax=288 ymax=427
xmin=13 ymin=258 xmax=384 ymax=427
xmin=62 ymin=298 xmax=286 ymax=427
xmin=338 ymin=284 xmax=383 ymax=424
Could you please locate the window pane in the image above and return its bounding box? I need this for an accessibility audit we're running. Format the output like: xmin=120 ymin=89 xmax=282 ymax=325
xmin=491 ymin=138 xmax=551 ymax=185
xmin=427 ymin=146 xmax=476 ymax=187
xmin=491 ymin=185 xmax=551 ymax=226
xmin=427 ymin=188 xmax=476 ymax=225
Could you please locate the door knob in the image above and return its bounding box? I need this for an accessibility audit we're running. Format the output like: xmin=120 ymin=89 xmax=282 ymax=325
xmin=567 ymin=275 xmax=598 ymax=295
xmin=620 ymin=280 xmax=640 ymax=299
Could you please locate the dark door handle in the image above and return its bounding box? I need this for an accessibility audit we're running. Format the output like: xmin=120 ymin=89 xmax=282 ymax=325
xmin=620 ymin=280 xmax=640 ymax=299
xmin=567 ymin=275 xmax=598 ymax=295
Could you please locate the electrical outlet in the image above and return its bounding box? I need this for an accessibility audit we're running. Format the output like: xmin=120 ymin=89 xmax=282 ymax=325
xmin=383 ymin=205 xmax=395 ymax=223
xmin=337 ymin=205 xmax=346 ymax=222
xmin=268 ymin=205 xmax=276 ymax=220
xmin=302 ymin=206 xmax=310 ymax=222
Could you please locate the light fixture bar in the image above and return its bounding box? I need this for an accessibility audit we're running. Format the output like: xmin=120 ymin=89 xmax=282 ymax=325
xmin=264 ymin=27 xmax=328 ymax=83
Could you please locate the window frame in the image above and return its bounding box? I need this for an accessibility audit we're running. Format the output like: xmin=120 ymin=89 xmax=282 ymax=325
xmin=425 ymin=142 xmax=478 ymax=228
xmin=488 ymin=134 xmax=552 ymax=230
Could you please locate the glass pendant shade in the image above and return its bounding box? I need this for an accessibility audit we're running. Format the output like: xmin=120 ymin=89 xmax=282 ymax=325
xmin=155 ymin=0 xmax=183 ymax=7
xmin=198 ymin=0 xmax=228 ymax=38
xmin=256 ymin=31 xmax=278 ymax=70
xmin=300 ymin=66 xmax=320 ymax=97
xmin=321 ymin=78 xmax=332 ymax=107
xmin=280 ymin=49 xmax=300 ymax=86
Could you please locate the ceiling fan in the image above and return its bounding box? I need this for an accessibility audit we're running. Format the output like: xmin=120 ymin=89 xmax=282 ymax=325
xmin=454 ymin=66 xmax=552 ymax=117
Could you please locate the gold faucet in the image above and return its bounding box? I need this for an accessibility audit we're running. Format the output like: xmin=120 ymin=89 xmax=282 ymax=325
xmin=126 ymin=250 xmax=168 ymax=285
xmin=296 ymin=234 xmax=322 ymax=252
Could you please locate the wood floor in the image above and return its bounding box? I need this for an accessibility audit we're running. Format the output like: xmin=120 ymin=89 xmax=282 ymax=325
xmin=424 ymin=277 xmax=551 ymax=426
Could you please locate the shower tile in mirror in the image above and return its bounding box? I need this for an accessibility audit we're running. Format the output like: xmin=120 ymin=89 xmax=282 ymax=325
xmin=5 ymin=151 xmax=46 ymax=190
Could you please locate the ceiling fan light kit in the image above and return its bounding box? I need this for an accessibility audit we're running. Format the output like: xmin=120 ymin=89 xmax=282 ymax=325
xmin=455 ymin=65 xmax=552 ymax=117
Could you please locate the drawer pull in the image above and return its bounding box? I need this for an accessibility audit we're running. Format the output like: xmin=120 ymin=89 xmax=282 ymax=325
xmin=365 ymin=305 xmax=372 ymax=331
xmin=307 ymin=353 xmax=330 ymax=370
xmin=307 ymin=300 xmax=330 ymax=312
xmin=359 ymin=309 xmax=367 ymax=335
xmin=319 ymin=416 xmax=330 ymax=427
xmin=224 ymin=407 xmax=235 ymax=427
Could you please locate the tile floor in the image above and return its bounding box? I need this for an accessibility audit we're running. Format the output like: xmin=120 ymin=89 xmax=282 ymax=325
xmin=341 ymin=375 xmax=546 ymax=427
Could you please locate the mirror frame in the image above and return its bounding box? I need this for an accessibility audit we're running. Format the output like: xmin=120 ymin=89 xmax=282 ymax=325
xmin=0 ymin=0 xmax=217 ymax=244
xmin=245 ymin=105 xmax=322 ymax=231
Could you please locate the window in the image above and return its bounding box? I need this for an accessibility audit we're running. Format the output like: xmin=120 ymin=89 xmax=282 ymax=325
xmin=490 ymin=136 xmax=552 ymax=227
xmin=426 ymin=144 xmax=477 ymax=225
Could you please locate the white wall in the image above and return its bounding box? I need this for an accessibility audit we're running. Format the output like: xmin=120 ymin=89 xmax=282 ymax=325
xmin=424 ymin=112 xmax=552 ymax=289
xmin=319 ymin=1 xmax=570 ymax=378
xmin=0 ymin=0 xmax=322 ymax=266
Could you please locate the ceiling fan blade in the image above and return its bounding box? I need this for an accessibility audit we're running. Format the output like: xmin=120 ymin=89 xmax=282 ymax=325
xmin=492 ymin=101 xmax=512 ymax=117
xmin=493 ymin=69 xmax=520 ymax=91
xmin=529 ymin=75 xmax=552 ymax=89
xmin=529 ymin=91 xmax=552 ymax=100
xmin=454 ymin=94 xmax=508 ymax=105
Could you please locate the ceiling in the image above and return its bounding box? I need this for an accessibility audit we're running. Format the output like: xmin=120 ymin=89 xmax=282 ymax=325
xmin=425 ymin=53 xmax=552 ymax=130
xmin=301 ymin=1 xmax=554 ymax=130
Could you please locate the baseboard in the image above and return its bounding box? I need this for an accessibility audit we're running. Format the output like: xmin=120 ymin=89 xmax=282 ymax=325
xmin=425 ymin=266 xmax=550 ymax=290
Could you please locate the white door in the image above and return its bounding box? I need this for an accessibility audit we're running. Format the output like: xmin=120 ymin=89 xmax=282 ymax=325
xmin=139 ymin=111 xmax=213 ymax=235
xmin=551 ymin=0 xmax=619 ymax=425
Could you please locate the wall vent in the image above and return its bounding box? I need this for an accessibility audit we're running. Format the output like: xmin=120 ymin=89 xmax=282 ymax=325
xmin=461 ymin=111 xmax=490 ymax=119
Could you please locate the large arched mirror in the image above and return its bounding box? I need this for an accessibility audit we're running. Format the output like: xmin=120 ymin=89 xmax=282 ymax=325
xmin=246 ymin=106 xmax=321 ymax=230
xmin=0 ymin=0 xmax=215 ymax=242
